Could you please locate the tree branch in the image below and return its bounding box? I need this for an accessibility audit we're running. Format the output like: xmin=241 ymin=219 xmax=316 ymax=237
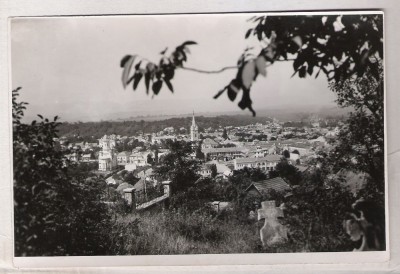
xmin=181 ymin=58 xmax=295 ymax=74
xmin=181 ymin=65 xmax=238 ymax=74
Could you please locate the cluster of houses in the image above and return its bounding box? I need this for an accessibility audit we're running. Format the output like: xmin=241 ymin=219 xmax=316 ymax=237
xmin=59 ymin=113 xmax=337 ymax=182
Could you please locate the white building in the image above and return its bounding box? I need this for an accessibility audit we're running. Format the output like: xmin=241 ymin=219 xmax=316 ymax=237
xmin=98 ymin=135 xmax=118 ymax=171
xmin=117 ymin=151 xmax=131 ymax=165
xmin=129 ymin=151 xmax=152 ymax=167
xmin=233 ymin=155 xmax=282 ymax=171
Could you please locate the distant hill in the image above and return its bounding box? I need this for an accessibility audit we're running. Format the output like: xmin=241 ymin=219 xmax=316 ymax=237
xmin=57 ymin=114 xmax=274 ymax=139
xmin=255 ymin=105 xmax=352 ymax=122
xmin=56 ymin=105 xmax=351 ymax=140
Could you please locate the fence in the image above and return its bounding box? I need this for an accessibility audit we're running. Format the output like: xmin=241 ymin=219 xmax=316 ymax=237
xmin=123 ymin=181 xmax=171 ymax=211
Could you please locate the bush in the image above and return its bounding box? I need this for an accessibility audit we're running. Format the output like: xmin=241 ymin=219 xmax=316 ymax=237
xmin=13 ymin=88 xmax=114 ymax=256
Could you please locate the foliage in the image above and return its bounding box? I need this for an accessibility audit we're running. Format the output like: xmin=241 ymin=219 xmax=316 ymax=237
xmin=328 ymin=62 xmax=384 ymax=193
xmin=210 ymin=164 xmax=218 ymax=178
xmin=282 ymin=175 xmax=355 ymax=252
xmin=271 ymin=158 xmax=303 ymax=185
xmin=153 ymin=140 xmax=200 ymax=192
xmin=282 ymin=150 xmax=290 ymax=158
xmin=115 ymin=138 xmax=145 ymax=152
xmin=13 ymin=88 xmax=113 ymax=256
xmin=195 ymin=142 xmax=205 ymax=160
xmin=248 ymin=15 xmax=382 ymax=81
xmin=121 ymin=41 xmax=197 ymax=95
xmin=121 ymin=15 xmax=382 ymax=116
xmin=222 ymin=128 xmax=228 ymax=139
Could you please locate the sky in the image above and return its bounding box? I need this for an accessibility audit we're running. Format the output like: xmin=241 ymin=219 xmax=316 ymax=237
xmin=11 ymin=13 xmax=337 ymax=122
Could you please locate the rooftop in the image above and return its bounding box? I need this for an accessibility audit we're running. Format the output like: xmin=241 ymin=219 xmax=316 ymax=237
xmin=202 ymin=147 xmax=247 ymax=153
xmin=246 ymin=177 xmax=291 ymax=194
xmin=235 ymin=155 xmax=282 ymax=164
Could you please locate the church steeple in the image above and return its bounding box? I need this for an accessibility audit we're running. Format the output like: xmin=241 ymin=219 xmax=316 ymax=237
xmin=191 ymin=111 xmax=197 ymax=128
xmin=190 ymin=111 xmax=199 ymax=141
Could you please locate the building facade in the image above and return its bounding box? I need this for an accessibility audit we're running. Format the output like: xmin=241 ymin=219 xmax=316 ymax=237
xmin=98 ymin=135 xmax=118 ymax=171
xmin=233 ymin=155 xmax=282 ymax=171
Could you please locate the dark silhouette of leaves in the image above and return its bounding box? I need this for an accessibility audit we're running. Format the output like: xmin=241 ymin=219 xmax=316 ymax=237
xmin=152 ymin=80 xmax=163 ymax=95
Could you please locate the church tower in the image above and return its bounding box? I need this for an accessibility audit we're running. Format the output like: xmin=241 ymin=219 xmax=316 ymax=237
xmin=190 ymin=111 xmax=199 ymax=142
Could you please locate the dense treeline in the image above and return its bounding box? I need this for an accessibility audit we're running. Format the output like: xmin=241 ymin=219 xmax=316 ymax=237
xmin=57 ymin=115 xmax=273 ymax=139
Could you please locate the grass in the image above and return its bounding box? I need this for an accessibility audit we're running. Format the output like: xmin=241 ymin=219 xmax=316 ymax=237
xmin=110 ymin=207 xmax=269 ymax=255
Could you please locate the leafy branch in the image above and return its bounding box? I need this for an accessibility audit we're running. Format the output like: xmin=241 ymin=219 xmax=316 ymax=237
xmin=120 ymin=15 xmax=383 ymax=117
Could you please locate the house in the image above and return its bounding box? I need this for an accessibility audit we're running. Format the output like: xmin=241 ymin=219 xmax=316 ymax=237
xmin=245 ymin=177 xmax=291 ymax=199
xmin=129 ymin=151 xmax=152 ymax=167
xmin=65 ymin=152 xmax=79 ymax=162
xmin=202 ymin=147 xmax=247 ymax=161
xmin=151 ymin=135 xmax=177 ymax=145
xmin=198 ymin=164 xmax=213 ymax=178
xmin=124 ymin=163 xmax=137 ymax=172
xmin=205 ymin=160 xmax=232 ymax=177
xmin=201 ymin=138 xmax=219 ymax=149
xmin=81 ymin=154 xmax=92 ymax=162
xmin=234 ymin=155 xmax=282 ymax=171
xmin=117 ymin=151 xmax=131 ymax=165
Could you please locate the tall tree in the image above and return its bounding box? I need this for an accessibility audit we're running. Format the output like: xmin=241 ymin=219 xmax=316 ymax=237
xmin=153 ymin=140 xmax=200 ymax=192
xmin=13 ymin=88 xmax=113 ymax=256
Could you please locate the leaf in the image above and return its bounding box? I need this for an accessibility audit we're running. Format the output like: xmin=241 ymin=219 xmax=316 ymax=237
xmin=238 ymin=88 xmax=256 ymax=116
xmin=164 ymin=68 xmax=175 ymax=80
xmin=152 ymin=80 xmax=163 ymax=95
xmin=214 ymin=87 xmax=227 ymax=99
xmin=241 ymin=60 xmax=257 ymax=89
xmin=160 ymin=47 xmax=168 ymax=55
xmin=144 ymin=72 xmax=151 ymax=94
xmin=164 ymin=79 xmax=174 ymax=93
xmin=120 ymin=55 xmax=132 ymax=67
xmin=37 ymin=114 xmax=43 ymax=119
xmin=121 ymin=55 xmax=136 ymax=89
xmin=245 ymin=28 xmax=253 ymax=39
xmin=293 ymin=57 xmax=304 ymax=70
xmin=307 ymin=65 xmax=314 ymax=76
xmin=299 ymin=66 xmax=307 ymax=78
xmin=227 ymin=86 xmax=238 ymax=101
xmin=181 ymin=41 xmax=197 ymax=46
xmin=255 ymin=56 xmax=267 ymax=77
xmin=133 ymin=73 xmax=143 ymax=90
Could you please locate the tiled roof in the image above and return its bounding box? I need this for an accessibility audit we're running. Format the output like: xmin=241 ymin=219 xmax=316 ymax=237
xmin=246 ymin=177 xmax=291 ymax=193
xmin=235 ymin=154 xmax=282 ymax=164
xmin=202 ymin=138 xmax=219 ymax=145
xmin=202 ymin=147 xmax=246 ymax=153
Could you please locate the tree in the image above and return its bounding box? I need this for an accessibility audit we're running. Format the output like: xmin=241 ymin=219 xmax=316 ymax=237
xmin=147 ymin=153 xmax=154 ymax=165
xmin=153 ymin=140 xmax=200 ymax=192
xmin=210 ymin=164 xmax=217 ymax=178
xmin=328 ymin=62 xmax=384 ymax=197
xmin=282 ymin=173 xmax=355 ymax=252
xmin=283 ymin=149 xmax=290 ymax=159
xmin=195 ymin=142 xmax=205 ymax=160
xmin=13 ymin=88 xmax=113 ymax=256
xmin=272 ymin=158 xmax=302 ymax=185
xmin=222 ymin=128 xmax=228 ymax=139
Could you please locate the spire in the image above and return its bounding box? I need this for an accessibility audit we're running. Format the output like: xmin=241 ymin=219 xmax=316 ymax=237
xmin=192 ymin=110 xmax=196 ymax=127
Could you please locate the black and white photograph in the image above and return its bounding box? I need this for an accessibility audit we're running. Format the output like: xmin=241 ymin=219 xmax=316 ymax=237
xmin=11 ymin=12 xmax=386 ymax=259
